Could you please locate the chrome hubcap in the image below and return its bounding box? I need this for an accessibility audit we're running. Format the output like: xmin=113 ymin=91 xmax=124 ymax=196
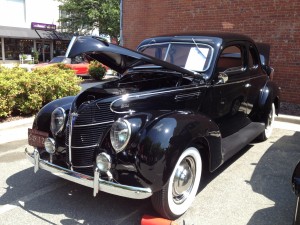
xmin=172 ymin=156 xmax=196 ymax=204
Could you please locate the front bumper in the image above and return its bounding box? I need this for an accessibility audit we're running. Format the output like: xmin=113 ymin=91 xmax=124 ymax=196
xmin=25 ymin=148 xmax=152 ymax=199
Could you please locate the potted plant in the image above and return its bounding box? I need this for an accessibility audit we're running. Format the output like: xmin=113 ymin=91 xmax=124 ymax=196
xmin=88 ymin=60 xmax=106 ymax=80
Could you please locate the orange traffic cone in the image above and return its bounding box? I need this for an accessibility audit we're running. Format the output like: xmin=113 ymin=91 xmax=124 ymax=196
xmin=141 ymin=214 xmax=178 ymax=225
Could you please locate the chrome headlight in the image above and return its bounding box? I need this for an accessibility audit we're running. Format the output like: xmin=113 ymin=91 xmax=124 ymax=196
xmin=50 ymin=107 xmax=66 ymax=136
xmin=96 ymin=152 xmax=112 ymax=172
xmin=44 ymin=138 xmax=56 ymax=154
xmin=110 ymin=119 xmax=131 ymax=153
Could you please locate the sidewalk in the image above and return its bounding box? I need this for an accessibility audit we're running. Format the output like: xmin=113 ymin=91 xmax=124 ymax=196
xmin=0 ymin=116 xmax=34 ymax=145
xmin=275 ymin=114 xmax=300 ymax=124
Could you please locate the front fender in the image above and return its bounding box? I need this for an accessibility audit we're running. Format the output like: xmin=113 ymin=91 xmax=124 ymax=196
xmin=33 ymin=96 xmax=75 ymax=133
xmin=134 ymin=111 xmax=221 ymax=192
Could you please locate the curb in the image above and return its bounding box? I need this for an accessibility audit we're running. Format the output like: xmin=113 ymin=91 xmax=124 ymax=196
xmin=275 ymin=114 xmax=300 ymax=125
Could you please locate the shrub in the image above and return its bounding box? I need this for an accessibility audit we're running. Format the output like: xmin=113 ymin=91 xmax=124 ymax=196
xmin=88 ymin=61 xmax=106 ymax=80
xmin=29 ymin=64 xmax=81 ymax=108
xmin=0 ymin=67 xmax=22 ymax=117
xmin=0 ymin=64 xmax=82 ymax=118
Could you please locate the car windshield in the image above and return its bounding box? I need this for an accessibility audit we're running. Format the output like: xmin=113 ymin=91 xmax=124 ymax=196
xmin=139 ymin=42 xmax=213 ymax=72
xmin=50 ymin=57 xmax=66 ymax=63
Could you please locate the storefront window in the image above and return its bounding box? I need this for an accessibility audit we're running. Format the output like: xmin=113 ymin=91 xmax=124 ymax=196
xmin=54 ymin=40 xmax=69 ymax=56
xmin=4 ymin=39 xmax=33 ymax=60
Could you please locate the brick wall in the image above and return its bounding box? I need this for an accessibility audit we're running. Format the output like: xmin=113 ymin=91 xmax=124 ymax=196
xmin=123 ymin=0 xmax=300 ymax=104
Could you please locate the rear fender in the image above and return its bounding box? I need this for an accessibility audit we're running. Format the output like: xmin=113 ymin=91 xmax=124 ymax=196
xmin=258 ymin=81 xmax=280 ymax=116
xmin=134 ymin=111 xmax=222 ymax=192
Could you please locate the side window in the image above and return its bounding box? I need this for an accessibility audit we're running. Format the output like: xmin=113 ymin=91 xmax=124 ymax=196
xmin=248 ymin=45 xmax=259 ymax=69
xmin=217 ymin=45 xmax=243 ymax=73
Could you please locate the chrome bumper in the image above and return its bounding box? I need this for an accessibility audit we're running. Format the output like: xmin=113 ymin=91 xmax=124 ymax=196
xmin=25 ymin=148 xmax=152 ymax=199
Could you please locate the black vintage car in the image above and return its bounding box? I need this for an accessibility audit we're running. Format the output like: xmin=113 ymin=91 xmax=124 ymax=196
xmin=25 ymin=33 xmax=280 ymax=219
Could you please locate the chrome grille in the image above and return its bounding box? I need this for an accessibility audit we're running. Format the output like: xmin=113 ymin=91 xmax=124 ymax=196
xmin=65 ymin=101 xmax=115 ymax=175
xmin=74 ymin=102 xmax=114 ymax=125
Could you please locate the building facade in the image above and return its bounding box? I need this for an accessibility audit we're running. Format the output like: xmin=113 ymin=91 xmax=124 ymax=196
xmin=0 ymin=0 xmax=70 ymax=63
xmin=122 ymin=0 xmax=300 ymax=104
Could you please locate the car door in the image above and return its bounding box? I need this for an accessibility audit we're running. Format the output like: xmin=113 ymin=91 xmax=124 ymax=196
xmin=204 ymin=43 xmax=250 ymax=138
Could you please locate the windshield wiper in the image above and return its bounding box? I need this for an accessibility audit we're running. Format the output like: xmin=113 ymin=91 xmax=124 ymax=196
xmin=192 ymin=38 xmax=206 ymax=58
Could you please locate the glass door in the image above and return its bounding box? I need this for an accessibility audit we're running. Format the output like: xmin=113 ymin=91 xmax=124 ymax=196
xmin=36 ymin=41 xmax=52 ymax=62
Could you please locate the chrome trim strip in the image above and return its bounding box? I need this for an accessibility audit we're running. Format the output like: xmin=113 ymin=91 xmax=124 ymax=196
xmin=68 ymin=144 xmax=98 ymax=149
xmin=68 ymin=123 xmax=72 ymax=170
xmin=110 ymin=86 xmax=202 ymax=113
xmin=72 ymin=165 xmax=93 ymax=168
xmin=73 ymin=120 xmax=114 ymax=127
xmin=175 ymin=92 xmax=201 ymax=100
xmin=215 ymin=79 xmax=247 ymax=86
xmin=25 ymin=148 xmax=152 ymax=199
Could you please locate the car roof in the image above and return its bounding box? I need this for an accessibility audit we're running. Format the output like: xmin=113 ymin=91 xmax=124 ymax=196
xmin=138 ymin=32 xmax=254 ymax=47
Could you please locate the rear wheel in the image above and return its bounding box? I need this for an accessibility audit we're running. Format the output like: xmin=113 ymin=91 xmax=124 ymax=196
xmin=151 ymin=147 xmax=202 ymax=219
xmin=257 ymin=103 xmax=275 ymax=141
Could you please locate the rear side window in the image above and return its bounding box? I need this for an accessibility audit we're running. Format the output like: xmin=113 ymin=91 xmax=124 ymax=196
xmin=217 ymin=45 xmax=243 ymax=72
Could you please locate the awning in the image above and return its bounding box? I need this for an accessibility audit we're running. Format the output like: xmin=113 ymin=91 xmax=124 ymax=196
xmin=0 ymin=25 xmax=40 ymax=39
xmin=35 ymin=30 xmax=59 ymax=39
xmin=0 ymin=25 xmax=72 ymax=41
xmin=34 ymin=30 xmax=72 ymax=41
xmin=54 ymin=32 xmax=73 ymax=41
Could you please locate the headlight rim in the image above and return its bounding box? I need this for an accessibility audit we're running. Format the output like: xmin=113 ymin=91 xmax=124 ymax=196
xmin=110 ymin=118 xmax=131 ymax=153
xmin=50 ymin=107 xmax=66 ymax=136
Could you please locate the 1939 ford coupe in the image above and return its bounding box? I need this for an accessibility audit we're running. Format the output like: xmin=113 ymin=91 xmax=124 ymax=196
xmin=25 ymin=33 xmax=280 ymax=219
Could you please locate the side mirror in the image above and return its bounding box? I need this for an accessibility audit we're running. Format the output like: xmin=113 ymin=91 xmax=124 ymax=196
xmin=216 ymin=72 xmax=228 ymax=84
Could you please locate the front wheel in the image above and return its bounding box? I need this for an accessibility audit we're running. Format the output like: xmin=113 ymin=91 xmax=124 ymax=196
xmin=257 ymin=103 xmax=275 ymax=141
xmin=151 ymin=147 xmax=202 ymax=219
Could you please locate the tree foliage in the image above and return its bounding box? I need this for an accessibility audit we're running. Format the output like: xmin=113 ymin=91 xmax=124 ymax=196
xmin=57 ymin=0 xmax=120 ymax=40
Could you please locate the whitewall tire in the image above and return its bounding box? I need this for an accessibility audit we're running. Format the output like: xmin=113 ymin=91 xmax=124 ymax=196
xmin=151 ymin=147 xmax=202 ymax=219
xmin=258 ymin=103 xmax=275 ymax=141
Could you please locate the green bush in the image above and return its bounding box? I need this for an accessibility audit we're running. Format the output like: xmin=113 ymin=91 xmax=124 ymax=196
xmin=0 ymin=67 xmax=22 ymax=117
xmin=88 ymin=61 xmax=106 ymax=80
xmin=0 ymin=64 xmax=82 ymax=118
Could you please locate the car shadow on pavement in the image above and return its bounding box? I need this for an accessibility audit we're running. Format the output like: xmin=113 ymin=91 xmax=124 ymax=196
xmin=245 ymin=131 xmax=300 ymax=225
xmin=198 ymin=144 xmax=253 ymax=192
xmin=0 ymin=167 xmax=157 ymax=225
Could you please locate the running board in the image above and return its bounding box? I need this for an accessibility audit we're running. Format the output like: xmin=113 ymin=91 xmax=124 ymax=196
xmin=222 ymin=122 xmax=265 ymax=161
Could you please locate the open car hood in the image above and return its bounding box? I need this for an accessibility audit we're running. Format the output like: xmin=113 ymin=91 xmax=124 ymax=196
xmin=66 ymin=36 xmax=195 ymax=76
